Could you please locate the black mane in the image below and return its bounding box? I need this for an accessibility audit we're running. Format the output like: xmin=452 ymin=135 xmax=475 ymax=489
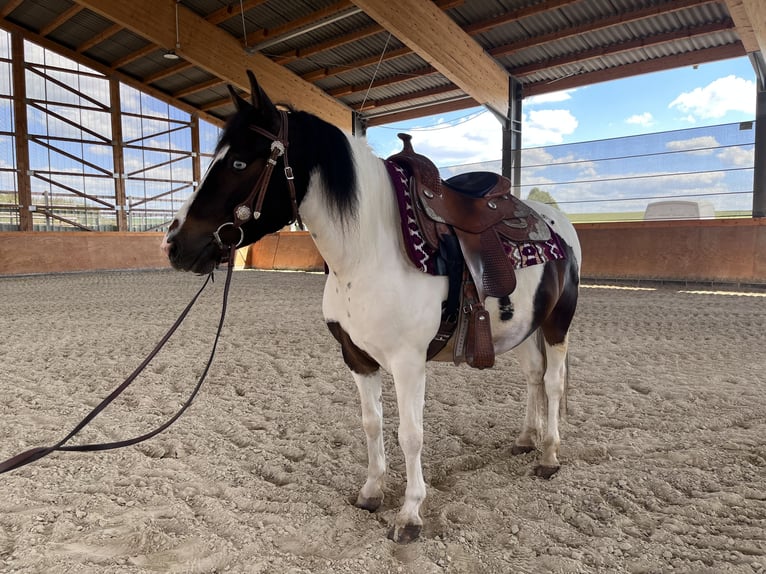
xmin=288 ymin=111 xmax=358 ymax=221
xmin=217 ymin=107 xmax=358 ymax=222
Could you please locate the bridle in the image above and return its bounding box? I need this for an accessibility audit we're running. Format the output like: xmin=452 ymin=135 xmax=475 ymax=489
xmin=213 ymin=109 xmax=302 ymax=252
xmin=0 ymin=112 xmax=305 ymax=475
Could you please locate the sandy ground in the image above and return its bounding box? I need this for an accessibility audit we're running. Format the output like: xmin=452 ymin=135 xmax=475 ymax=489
xmin=0 ymin=269 xmax=764 ymax=574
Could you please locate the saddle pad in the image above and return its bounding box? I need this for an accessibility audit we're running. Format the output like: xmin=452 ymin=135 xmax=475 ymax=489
xmin=385 ymin=160 xmax=565 ymax=276
xmin=385 ymin=160 xmax=438 ymax=274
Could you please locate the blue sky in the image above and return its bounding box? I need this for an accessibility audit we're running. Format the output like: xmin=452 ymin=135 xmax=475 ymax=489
xmin=366 ymin=56 xmax=757 ymax=168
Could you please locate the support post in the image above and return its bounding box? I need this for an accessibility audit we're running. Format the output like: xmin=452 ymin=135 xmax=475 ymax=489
xmin=11 ymin=32 xmax=32 ymax=231
xmin=352 ymin=111 xmax=366 ymax=138
xmin=109 ymin=76 xmax=127 ymax=231
xmin=502 ymin=76 xmax=522 ymax=197
xmin=190 ymin=113 xmax=201 ymax=190
xmin=751 ymin=52 xmax=766 ymax=218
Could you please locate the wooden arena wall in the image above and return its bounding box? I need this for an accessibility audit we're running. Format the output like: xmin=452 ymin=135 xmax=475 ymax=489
xmin=1 ymin=220 xmax=765 ymax=284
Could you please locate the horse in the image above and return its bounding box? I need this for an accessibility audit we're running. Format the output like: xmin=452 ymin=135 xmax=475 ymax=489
xmin=161 ymin=71 xmax=581 ymax=543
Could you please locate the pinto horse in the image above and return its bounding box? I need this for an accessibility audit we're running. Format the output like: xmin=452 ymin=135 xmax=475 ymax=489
xmin=161 ymin=72 xmax=581 ymax=543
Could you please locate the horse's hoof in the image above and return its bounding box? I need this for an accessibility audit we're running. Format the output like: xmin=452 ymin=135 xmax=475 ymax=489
xmin=355 ymin=495 xmax=382 ymax=512
xmin=511 ymin=444 xmax=535 ymax=456
xmin=387 ymin=523 xmax=422 ymax=543
xmin=533 ymin=464 xmax=560 ymax=479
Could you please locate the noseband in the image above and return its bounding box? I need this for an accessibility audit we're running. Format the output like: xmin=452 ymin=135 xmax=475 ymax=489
xmin=213 ymin=110 xmax=302 ymax=250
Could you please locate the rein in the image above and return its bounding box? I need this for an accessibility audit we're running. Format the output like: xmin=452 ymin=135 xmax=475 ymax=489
xmin=0 ymin=110 xmax=301 ymax=475
xmin=0 ymin=243 xmax=238 ymax=475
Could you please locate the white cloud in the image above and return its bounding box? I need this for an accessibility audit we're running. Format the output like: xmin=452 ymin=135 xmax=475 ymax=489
xmin=669 ymin=75 xmax=755 ymax=119
xmin=403 ymin=111 xmax=503 ymax=167
xmin=625 ymin=112 xmax=653 ymax=126
xmin=522 ymin=109 xmax=578 ymax=146
xmin=665 ymin=135 xmax=719 ymax=155
xmin=717 ymin=145 xmax=754 ymax=167
xmin=525 ymin=89 xmax=576 ymax=106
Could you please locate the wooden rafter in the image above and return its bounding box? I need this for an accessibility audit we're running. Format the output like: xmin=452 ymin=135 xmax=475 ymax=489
xmin=205 ymin=0 xmax=268 ymax=26
xmin=490 ymin=0 xmax=718 ymax=59
xmin=301 ymin=46 xmax=411 ymax=82
xmin=327 ymin=66 xmax=437 ymax=97
xmin=275 ymin=0 xmax=461 ymax=65
xmin=359 ymin=84 xmax=463 ymax=111
xmin=523 ymin=43 xmax=746 ymax=97
xmin=0 ymin=17 xmax=225 ymax=127
xmin=111 ymin=43 xmax=157 ymax=69
xmin=143 ymin=62 xmax=194 ymax=84
xmin=172 ymin=78 xmax=225 ymax=99
xmin=39 ymin=4 xmax=84 ymax=37
xmin=244 ymin=0 xmax=353 ymax=48
xmin=724 ymin=0 xmax=766 ymax=54
xmin=351 ymin=0 xmax=509 ymax=116
xmin=0 ymin=0 xmax=24 ymax=19
xmin=366 ymin=97 xmax=476 ymax=126
xmin=510 ymin=20 xmax=736 ymax=77
xmin=77 ymin=0 xmax=351 ymax=127
xmin=76 ymin=23 xmax=121 ymax=53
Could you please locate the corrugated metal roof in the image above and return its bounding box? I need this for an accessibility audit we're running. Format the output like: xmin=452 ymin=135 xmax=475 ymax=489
xmin=0 ymin=0 xmax=751 ymax=127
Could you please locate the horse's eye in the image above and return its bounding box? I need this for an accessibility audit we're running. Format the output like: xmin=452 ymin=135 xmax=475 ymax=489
xmin=232 ymin=160 xmax=247 ymax=171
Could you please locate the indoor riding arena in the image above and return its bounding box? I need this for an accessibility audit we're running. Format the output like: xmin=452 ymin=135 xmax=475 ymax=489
xmin=1 ymin=1 xmax=766 ymax=573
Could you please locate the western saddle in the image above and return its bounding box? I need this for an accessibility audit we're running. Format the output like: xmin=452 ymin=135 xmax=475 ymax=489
xmin=387 ymin=133 xmax=554 ymax=369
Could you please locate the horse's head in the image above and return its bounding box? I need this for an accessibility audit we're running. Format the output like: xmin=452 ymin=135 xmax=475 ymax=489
xmin=161 ymin=71 xmax=300 ymax=274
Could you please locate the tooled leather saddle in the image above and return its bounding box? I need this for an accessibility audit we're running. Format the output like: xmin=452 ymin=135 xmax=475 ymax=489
xmin=387 ymin=134 xmax=556 ymax=369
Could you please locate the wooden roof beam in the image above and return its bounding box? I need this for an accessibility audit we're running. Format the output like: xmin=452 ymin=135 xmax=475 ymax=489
xmin=144 ymin=62 xmax=194 ymax=84
xmin=76 ymin=0 xmax=352 ymax=129
xmin=111 ymin=43 xmax=157 ymax=68
xmin=275 ymin=0 xmax=461 ymax=65
xmin=0 ymin=0 xmax=23 ymax=18
xmin=491 ymin=0 xmax=717 ymax=59
xmin=301 ymin=46 xmax=411 ymax=82
xmin=724 ymin=0 xmax=766 ymax=54
xmin=173 ymin=78 xmax=225 ymax=99
xmin=351 ymin=0 xmax=510 ymax=117
xmin=245 ymin=0 xmax=354 ymax=48
xmin=365 ymin=96 xmax=476 ymax=126
xmin=327 ymin=66 xmax=438 ymax=97
xmin=301 ymin=0 xmax=566 ymax=84
xmin=205 ymin=0 xmax=269 ymax=26
xmin=359 ymin=84 xmax=464 ymax=111
xmin=511 ymin=20 xmax=736 ymax=77
xmin=76 ymin=23 xmax=122 ymax=52
xmin=0 ymin=17 xmax=224 ymax=127
xmin=39 ymin=5 xmax=84 ymax=37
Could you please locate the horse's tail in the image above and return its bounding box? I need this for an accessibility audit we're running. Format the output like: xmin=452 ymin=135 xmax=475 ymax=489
xmin=534 ymin=329 xmax=568 ymax=440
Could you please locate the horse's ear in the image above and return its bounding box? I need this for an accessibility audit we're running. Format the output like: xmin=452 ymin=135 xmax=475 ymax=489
xmin=227 ymin=85 xmax=250 ymax=111
xmin=246 ymin=70 xmax=279 ymax=122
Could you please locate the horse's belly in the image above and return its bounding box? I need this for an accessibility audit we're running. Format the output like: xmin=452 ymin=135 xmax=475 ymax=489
xmin=487 ymin=264 xmax=545 ymax=354
xmin=322 ymin=267 xmax=447 ymax=367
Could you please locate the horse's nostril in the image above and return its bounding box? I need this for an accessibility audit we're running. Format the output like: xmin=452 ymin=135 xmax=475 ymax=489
xmin=168 ymin=219 xmax=180 ymax=233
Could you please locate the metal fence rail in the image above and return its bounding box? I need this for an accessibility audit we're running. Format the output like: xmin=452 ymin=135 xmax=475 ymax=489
xmin=441 ymin=121 xmax=755 ymax=222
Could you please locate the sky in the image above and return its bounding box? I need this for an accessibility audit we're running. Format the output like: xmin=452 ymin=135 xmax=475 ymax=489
xmin=366 ymin=56 xmax=757 ymax=168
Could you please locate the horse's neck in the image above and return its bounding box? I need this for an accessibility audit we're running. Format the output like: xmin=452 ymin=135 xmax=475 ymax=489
xmin=300 ymin=136 xmax=400 ymax=277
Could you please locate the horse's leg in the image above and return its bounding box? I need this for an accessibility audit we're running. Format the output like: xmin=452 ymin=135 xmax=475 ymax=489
xmin=512 ymin=331 xmax=568 ymax=478
xmin=512 ymin=331 xmax=546 ymax=456
xmin=352 ymin=370 xmax=386 ymax=511
xmin=387 ymin=356 xmax=427 ymax=543
xmin=534 ymin=336 xmax=569 ymax=478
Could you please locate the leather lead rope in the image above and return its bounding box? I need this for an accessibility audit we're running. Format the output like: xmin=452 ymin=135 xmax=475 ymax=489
xmin=0 ymin=244 xmax=238 ymax=475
